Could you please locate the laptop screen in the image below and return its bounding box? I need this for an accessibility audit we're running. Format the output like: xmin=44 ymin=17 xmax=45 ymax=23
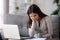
xmin=2 ymin=24 xmax=20 ymax=39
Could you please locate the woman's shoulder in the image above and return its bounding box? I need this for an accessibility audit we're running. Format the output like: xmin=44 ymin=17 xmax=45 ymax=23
xmin=44 ymin=16 xmax=50 ymax=19
xmin=42 ymin=16 xmax=50 ymax=21
xmin=44 ymin=16 xmax=51 ymax=22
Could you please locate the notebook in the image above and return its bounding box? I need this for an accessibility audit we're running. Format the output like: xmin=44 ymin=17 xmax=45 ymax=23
xmin=2 ymin=24 xmax=20 ymax=39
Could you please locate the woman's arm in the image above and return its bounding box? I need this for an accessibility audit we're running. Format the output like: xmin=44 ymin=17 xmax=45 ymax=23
xmin=43 ymin=16 xmax=53 ymax=38
xmin=28 ymin=28 xmax=35 ymax=37
xmin=28 ymin=20 xmax=36 ymax=37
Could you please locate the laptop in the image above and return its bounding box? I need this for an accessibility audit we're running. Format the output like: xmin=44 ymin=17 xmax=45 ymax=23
xmin=2 ymin=24 xmax=20 ymax=39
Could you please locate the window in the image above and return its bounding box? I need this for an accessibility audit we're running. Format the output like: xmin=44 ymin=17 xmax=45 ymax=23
xmin=9 ymin=0 xmax=34 ymax=15
xmin=0 ymin=0 xmax=4 ymax=29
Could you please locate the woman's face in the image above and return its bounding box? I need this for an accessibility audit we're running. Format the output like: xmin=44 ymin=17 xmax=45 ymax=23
xmin=29 ymin=13 xmax=40 ymax=21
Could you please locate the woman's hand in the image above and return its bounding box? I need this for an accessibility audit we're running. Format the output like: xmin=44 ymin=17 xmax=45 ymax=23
xmin=31 ymin=18 xmax=35 ymax=22
xmin=31 ymin=20 xmax=37 ymax=29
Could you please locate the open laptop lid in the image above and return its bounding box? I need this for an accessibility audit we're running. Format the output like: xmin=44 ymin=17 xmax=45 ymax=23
xmin=2 ymin=24 xmax=20 ymax=39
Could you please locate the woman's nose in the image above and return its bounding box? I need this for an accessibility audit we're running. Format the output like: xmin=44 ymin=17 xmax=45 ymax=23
xmin=33 ymin=17 xmax=35 ymax=18
xmin=33 ymin=17 xmax=35 ymax=19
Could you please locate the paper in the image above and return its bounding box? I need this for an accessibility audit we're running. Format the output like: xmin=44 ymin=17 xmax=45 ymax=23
xmin=27 ymin=38 xmax=46 ymax=40
xmin=32 ymin=38 xmax=46 ymax=40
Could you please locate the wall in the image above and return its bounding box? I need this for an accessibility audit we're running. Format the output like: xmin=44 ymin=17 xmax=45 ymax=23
xmin=35 ymin=0 xmax=57 ymax=15
xmin=0 ymin=0 xmax=4 ymax=29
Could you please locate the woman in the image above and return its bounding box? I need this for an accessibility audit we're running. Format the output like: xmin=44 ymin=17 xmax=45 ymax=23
xmin=27 ymin=4 xmax=53 ymax=38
